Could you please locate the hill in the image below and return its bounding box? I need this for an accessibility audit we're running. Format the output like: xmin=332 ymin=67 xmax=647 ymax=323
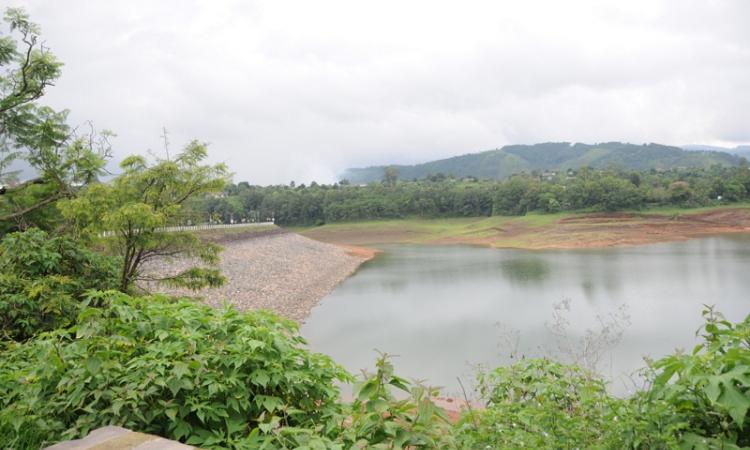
xmin=682 ymin=144 xmax=750 ymax=160
xmin=343 ymin=142 xmax=743 ymax=183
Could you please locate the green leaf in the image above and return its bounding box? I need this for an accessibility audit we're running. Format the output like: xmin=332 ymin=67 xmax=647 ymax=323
xmin=85 ymin=357 xmax=101 ymax=374
xmin=251 ymin=370 xmax=270 ymax=388
xmin=172 ymin=362 xmax=189 ymax=379
xmin=718 ymin=384 xmax=750 ymax=428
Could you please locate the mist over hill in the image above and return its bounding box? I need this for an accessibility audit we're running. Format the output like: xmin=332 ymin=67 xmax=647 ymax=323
xmin=342 ymin=142 xmax=744 ymax=184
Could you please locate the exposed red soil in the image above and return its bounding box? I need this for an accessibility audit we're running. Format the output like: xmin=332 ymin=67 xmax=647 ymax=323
xmin=335 ymin=244 xmax=381 ymax=261
xmin=442 ymin=209 xmax=750 ymax=249
xmin=305 ymin=209 xmax=750 ymax=250
xmin=432 ymin=396 xmax=483 ymax=423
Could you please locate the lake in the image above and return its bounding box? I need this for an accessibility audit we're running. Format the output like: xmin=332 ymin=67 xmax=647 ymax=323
xmin=300 ymin=235 xmax=750 ymax=396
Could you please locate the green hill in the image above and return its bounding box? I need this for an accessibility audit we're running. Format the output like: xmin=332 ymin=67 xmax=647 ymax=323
xmin=343 ymin=142 xmax=743 ymax=183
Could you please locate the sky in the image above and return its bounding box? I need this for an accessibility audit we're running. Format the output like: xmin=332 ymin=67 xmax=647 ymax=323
xmin=11 ymin=0 xmax=750 ymax=185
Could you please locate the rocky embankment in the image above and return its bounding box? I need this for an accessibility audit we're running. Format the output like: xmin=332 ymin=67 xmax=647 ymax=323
xmin=141 ymin=228 xmax=373 ymax=321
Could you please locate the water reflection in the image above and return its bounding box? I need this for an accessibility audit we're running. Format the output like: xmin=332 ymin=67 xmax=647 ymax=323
xmin=301 ymin=237 xmax=750 ymax=395
xmin=499 ymin=257 xmax=550 ymax=284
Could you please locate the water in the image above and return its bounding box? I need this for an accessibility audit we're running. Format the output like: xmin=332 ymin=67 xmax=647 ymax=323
xmin=301 ymin=235 xmax=750 ymax=395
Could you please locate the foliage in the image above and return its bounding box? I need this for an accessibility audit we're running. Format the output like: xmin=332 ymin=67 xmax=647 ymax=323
xmin=0 ymin=293 xmax=458 ymax=450
xmin=644 ymin=307 xmax=750 ymax=448
xmin=455 ymin=359 xmax=622 ymax=449
xmin=0 ymin=7 xmax=61 ymax=143
xmin=250 ymin=355 xmax=457 ymax=450
xmin=383 ymin=166 xmax=399 ymax=187
xmin=457 ymin=309 xmax=750 ymax=450
xmin=194 ymin=164 xmax=750 ymax=226
xmin=338 ymin=355 xmax=456 ymax=449
xmin=59 ymin=141 xmax=229 ymax=292
xmin=0 ymin=228 xmax=118 ymax=341
xmin=0 ymin=7 xmax=111 ymax=232
xmin=0 ymin=292 xmax=351 ymax=449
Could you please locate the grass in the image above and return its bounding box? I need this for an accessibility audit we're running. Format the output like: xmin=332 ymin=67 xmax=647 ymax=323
xmin=296 ymin=203 xmax=750 ymax=250
xmin=295 ymin=214 xmax=575 ymax=247
xmin=630 ymin=201 xmax=750 ymax=217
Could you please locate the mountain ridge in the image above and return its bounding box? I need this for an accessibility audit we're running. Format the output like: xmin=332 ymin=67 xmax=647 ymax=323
xmin=342 ymin=142 xmax=744 ymax=183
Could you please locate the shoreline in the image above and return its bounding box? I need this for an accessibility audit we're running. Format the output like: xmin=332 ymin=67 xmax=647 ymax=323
xmin=298 ymin=206 xmax=750 ymax=251
xmin=140 ymin=205 xmax=750 ymax=325
xmin=333 ymin=243 xmax=381 ymax=261
xmin=141 ymin=229 xmax=374 ymax=322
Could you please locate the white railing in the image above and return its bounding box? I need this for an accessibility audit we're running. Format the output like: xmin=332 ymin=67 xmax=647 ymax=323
xmin=99 ymin=221 xmax=275 ymax=238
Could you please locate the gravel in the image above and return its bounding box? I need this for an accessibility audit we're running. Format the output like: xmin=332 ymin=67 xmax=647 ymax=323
xmin=139 ymin=230 xmax=365 ymax=321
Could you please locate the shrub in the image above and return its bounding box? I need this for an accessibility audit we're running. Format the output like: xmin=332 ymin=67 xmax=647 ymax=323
xmin=257 ymin=355 xmax=458 ymax=450
xmin=644 ymin=307 xmax=750 ymax=448
xmin=456 ymin=309 xmax=750 ymax=449
xmin=0 ymin=228 xmax=119 ymax=341
xmin=455 ymin=359 xmax=620 ymax=449
xmin=0 ymin=292 xmax=351 ymax=449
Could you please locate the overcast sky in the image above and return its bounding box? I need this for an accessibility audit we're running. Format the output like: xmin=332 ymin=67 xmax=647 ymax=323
xmin=13 ymin=0 xmax=750 ymax=185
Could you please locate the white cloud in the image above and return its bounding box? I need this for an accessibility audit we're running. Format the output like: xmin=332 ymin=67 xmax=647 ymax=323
xmin=11 ymin=0 xmax=750 ymax=184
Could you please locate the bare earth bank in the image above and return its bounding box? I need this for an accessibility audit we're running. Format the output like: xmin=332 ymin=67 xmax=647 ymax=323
xmin=301 ymin=208 xmax=750 ymax=250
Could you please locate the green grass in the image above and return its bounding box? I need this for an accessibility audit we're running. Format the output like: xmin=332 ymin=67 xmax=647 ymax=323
xmin=631 ymin=201 xmax=750 ymax=217
xmin=295 ymin=213 xmax=576 ymax=246
xmin=296 ymin=213 xmax=570 ymax=234
xmin=296 ymin=203 xmax=750 ymax=248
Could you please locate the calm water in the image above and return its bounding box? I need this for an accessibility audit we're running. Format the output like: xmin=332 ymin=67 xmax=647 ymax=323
xmin=301 ymin=235 xmax=750 ymax=395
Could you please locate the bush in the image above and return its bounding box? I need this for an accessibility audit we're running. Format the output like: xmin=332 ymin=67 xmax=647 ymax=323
xmin=455 ymin=359 xmax=622 ymax=449
xmin=0 ymin=228 xmax=119 ymax=341
xmin=644 ymin=307 xmax=750 ymax=448
xmin=0 ymin=292 xmax=351 ymax=449
xmin=456 ymin=309 xmax=750 ymax=449
xmin=257 ymin=355 xmax=458 ymax=449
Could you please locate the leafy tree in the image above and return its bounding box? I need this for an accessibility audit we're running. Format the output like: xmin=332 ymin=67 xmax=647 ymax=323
xmin=494 ymin=175 xmax=540 ymax=215
xmin=191 ymin=164 xmax=750 ymax=227
xmin=0 ymin=7 xmax=110 ymax=232
xmin=0 ymin=7 xmax=60 ymax=142
xmin=383 ymin=166 xmax=399 ymax=187
xmin=669 ymin=180 xmax=692 ymax=204
xmin=60 ymin=142 xmax=229 ymax=292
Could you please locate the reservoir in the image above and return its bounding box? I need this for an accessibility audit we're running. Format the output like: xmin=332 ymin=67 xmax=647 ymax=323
xmin=301 ymin=235 xmax=750 ymax=395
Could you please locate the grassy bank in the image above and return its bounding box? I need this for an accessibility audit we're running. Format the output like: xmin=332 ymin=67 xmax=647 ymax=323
xmin=296 ymin=203 xmax=750 ymax=249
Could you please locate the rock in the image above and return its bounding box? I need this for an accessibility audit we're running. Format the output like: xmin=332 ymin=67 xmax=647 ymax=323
xmin=140 ymin=230 xmax=368 ymax=321
xmin=43 ymin=426 xmax=197 ymax=450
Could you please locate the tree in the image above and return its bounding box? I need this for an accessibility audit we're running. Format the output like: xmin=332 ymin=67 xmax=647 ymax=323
xmin=60 ymin=141 xmax=229 ymax=292
xmin=383 ymin=166 xmax=399 ymax=187
xmin=0 ymin=8 xmax=110 ymax=232
xmin=0 ymin=8 xmax=61 ymax=140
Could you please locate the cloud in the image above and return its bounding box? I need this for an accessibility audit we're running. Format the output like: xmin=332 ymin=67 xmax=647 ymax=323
xmin=12 ymin=0 xmax=750 ymax=184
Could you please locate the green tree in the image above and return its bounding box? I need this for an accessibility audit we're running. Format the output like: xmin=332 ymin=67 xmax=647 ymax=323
xmin=383 ymin=166 xmax=399 ymax=187
xmin=60 ymin=142 xmax=229 ymax=292
xmin=0 ymin=7 xmax=110 ymax=232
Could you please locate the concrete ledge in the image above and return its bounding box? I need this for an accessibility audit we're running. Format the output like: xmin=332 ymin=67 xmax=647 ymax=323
xmin=44 ymin=426 xmax=197 ymax=450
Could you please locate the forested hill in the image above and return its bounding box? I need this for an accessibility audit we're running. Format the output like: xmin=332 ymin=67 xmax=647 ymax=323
xmin=343 ymin=142 xmax=743 ymax=183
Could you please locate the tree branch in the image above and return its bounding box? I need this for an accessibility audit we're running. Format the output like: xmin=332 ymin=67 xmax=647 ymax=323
xmin=0 ymin=190 xmax=64 ymax=221
xmin=0 ymin=177 xmax=44 ymax=195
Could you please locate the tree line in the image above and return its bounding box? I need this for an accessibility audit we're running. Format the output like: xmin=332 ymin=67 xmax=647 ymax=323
xmin=194 ymin=164 xmax=750 ymax=226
